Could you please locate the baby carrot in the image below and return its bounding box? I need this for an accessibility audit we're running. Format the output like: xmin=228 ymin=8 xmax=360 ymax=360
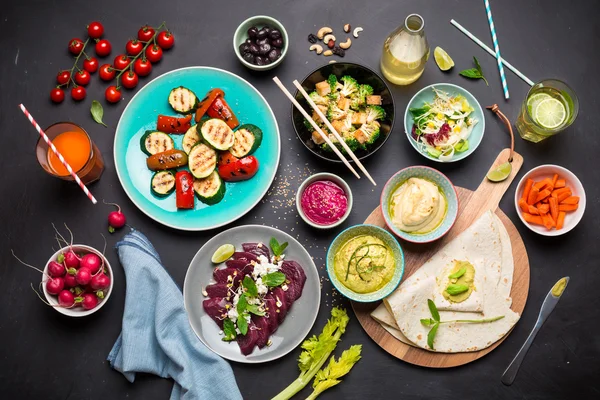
xmin=558 ymin=204 xmax=578 ymax=212
xmin=537 ymin=203 xmax=550 ymax=214
xmin=556 ymin=190 xmax=573 ymax=203
xmin=518 ymin=198 xmax=530 ymax=213
xmin=556 ymin=211 xmax=566 ymax=230
xmin=535 ymin=189 xmax=552 ymax=203
xmin=523 ymin=212 xmax=544 ymax=226
xmin=541 ymin=213 xmax=555 ymax=230
xmin=528 ymin=205 xmax=540 ymax=215
xmin=551 ymin=173 xmax=559 ymax=188
xmin=560 ymin=196 xmax=579 ymax=205
xmin=534 ymin=178 xmax=552 ymax=191
xmin=522 ymin=179 xmax=534 ymax=202
xmin=527 ymin=187 xmax=539 ymax=205
xmin=549 ymin=197 xmax=558 ymax=221
xmin=555 ymin=179 xmax=566 ymax=188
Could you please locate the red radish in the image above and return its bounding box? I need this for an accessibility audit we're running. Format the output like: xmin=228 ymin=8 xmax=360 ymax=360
xmin=81 ymin=253 xmax=102 ymax=275
xmin=90 ymin=273 xmax=111 ymax=290
xmin=46 ymin=277 xmax=64 ymax=295
xmin=104 ymin=201 xmax=127 ymax=233
xmin=75 ymin=268 xmax=92 ymax=286
xmin=58 ymin=290 xmax=75 ymax=307
xmin=80 ymin=293 xmax=98 ymax=310
xmin=64 ymin=250 xmax=80 ymax=269
xmin=47 ymin=261 xmax=66 ymax=277
xmin=64 ymin=274 xmax=77 ymax=288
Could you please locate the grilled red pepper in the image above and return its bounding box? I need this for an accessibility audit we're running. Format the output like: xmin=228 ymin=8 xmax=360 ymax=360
xmin=175 ymin=171 xmax=195 ymax=209
xmin=207 ymin=97 xmax=239 ymax=129
xmin=218 ymin=153 xmax=259 ymax=182
xmin=157 ymin=114 xmax=192 ymax=134
xmin=195 ymin=88 xmax=225 ymax=123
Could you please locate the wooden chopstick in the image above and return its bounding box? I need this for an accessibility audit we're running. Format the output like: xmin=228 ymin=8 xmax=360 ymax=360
xmin=293 ymin=80 xmax=376 ymax=186
xmin=272 ymin=77 xmax=360 ymax=179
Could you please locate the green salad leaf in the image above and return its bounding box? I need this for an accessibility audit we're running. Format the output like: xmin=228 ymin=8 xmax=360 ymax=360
xmin=246 ymin=304 xmax=266 ymax=316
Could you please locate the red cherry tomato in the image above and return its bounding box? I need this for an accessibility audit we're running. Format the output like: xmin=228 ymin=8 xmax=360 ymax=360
xmin=50 ymin=88 xmax=65 ymax=103
xmin=113 ymin=54 xmax=131 ymax=70
xmin=71 ymin=86 xmax=86 ymax=101
xmin=56 ymin=70 xmax=70 ymax=85
xmin=99 ymin=64 xmax=116 ymax=81
xmin=121 ymin=71 xmax=139 ymax=89
xmin=68 ymin=38 xmax=85 ymax=55
xmin=157 ymin=31 xmax=175 ymax=49
xmin=83 ymin=57 xmax=98 ymax=73
xmin=95 ymin=39 xmax=112 ymax=57
xmin=87 ymin=22 xmax=104 ymax=39
xmin=74 ymin=70 xmax=91 ymax=86
xmin=126 ymin=39 xmax=144 ymax=56
xmin=133 ymin=58 xmax=152 ymax=76
xmin=105 ymin=86 xmax=121 ymax=103
xmin=145 ymin=45 xmax=163 ymax=63
xmin=137 ymin=25 xmax=155 ymax=42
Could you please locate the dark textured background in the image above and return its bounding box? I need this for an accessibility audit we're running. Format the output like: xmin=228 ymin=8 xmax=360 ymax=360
xmin=1 ymin=0 xmax=599 ymax=398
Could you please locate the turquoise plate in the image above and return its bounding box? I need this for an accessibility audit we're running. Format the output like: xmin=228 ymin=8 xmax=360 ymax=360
xmin=114 ymin=67 xmax=280 ymax=231
xmin=404 ymin=83 xmax=485 ymax=162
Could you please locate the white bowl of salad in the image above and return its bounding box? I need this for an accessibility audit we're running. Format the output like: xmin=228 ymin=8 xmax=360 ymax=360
xmin=404 ymin=83 xmax=485 ymax=162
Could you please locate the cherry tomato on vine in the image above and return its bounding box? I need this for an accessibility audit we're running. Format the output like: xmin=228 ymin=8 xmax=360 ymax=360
xmin=83 ymin=57 xmax=99 ymax=73
xmin=87 ymin=22 xmax=104 ymax=39
xmin=105 ymin=86 xmax=121 ymax=103
xmin=145 ymin=45 xmax=163 ymax=63
xmin=137 ymin=25 xmax=155 ymax=42
xmin=133 ymin=58 xmax=152 ymax=76
xmin=71 ymin=86 xmax=86 ymax=101
xmin=121 ymin=71 xmax=139 ymax=89
xmin=50 ymin=88 xmax=65 ymax=103
xmin=56 ymin=70 xmax=70 ymax=85
xmin=113 ymin=54 xmax=131 ymax=70
xmin=99 ymin=64 xmax=116 ymax=81
xmin=157 ymin=31 xmax=175 ymax=49
xmin=125 ymin=39 xmax=144 ymax=56
xmin=95 ymin=39 xmax=112 ymax=57
xmin=68 ymin=38 xmax=85 ymax=55
xmin=74 ymin=70 xmax=91 ymax=85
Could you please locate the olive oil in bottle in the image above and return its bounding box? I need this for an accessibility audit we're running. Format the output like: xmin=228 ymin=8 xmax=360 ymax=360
xmin=380 ymin=14 xmax=430 ymax=85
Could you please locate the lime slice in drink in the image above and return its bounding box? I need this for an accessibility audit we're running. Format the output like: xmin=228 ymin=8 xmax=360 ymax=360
xmin=487 ymin=162 xmax=512 ymax=182
xmin=211 ymin=244 xmax=235 ymax=264
xmin=526 ymin=92 xmax=551 ymax=114
xmin=434 ymin=47 xmax=454 ymax=71
xmin=533 ymin=98 xmax=567 ymax=129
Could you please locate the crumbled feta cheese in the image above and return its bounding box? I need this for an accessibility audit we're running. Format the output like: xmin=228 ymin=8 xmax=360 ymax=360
xmin=256 ymin=277 xmax=268 ymax=295
xmin=281 ymin=284 xmax=288 ymax=292
xmin=228 ymin=307 xmax=238 ymax=320
xmin=252 ymin=255 xmax=281 ymax=279
xmin=257 ymin=243 xmax=263 ymax=248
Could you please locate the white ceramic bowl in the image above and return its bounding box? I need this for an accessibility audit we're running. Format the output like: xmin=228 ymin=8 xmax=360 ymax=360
xmin=42 ymin=244 xmax=113 ymax=317
xmin=296 ymin=173 xmax=353 ymax=229
xmin=514 ymin=165 xmax=586 ymax=236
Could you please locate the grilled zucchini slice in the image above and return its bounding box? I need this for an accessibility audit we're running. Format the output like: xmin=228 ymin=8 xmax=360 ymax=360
xmin=182 ymin=125 xmax=201 ymax=154
xmin=140 ymin=131 xmax=175 ymax=156
xmin=168 ymin=86 xmax=198 ymax=114
xmin=188 ymin=143 xmax=217 ymax=179
xmin=199 ymin=118 xmax=235 ymax=150
xmin=193 ymin=171 xmax=225 ymax=205
xmin=230 ymin=124 xmax=263 ymax=158
xmin=150 ymin=170 xmax=176 ymax=197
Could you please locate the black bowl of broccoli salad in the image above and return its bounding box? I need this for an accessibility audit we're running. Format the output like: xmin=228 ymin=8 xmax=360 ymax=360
xmin=292 ymin=62 xmax=395 ymax=162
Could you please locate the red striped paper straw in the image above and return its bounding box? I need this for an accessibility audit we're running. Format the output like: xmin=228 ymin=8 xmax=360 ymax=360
xmin=19 ymin=104 xmax=97 ymax=204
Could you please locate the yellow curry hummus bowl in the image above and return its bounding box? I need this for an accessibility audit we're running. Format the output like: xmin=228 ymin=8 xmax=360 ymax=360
xmin=326 ymin=224 xmax=404 ymax=302
xmin=380 ymin=166 xmax=459 ymax=243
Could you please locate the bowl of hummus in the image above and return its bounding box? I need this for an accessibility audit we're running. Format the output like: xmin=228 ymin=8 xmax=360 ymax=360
xmin=326 ymin=224 xmax=404 ymax=302
xmin=381 ymin=166 xmax=458 ymax=243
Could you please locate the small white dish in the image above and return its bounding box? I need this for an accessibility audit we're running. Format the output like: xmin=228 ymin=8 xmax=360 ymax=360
xmin=296 ymin=173 xmax=353 ymax=229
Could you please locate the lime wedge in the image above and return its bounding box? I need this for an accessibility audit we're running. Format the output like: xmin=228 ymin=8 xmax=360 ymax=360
xmin=487 ymin=162 xmax=512 ymax=182
xmin=533 ymin=98 xmax=567 ymax=129
xmin=526 ymin=92 xmax=551 ymax=115
xmin=434 ymin=47 xmax=454 ymax=71
xmin=211 ymin=244 xmax=235 ymax=264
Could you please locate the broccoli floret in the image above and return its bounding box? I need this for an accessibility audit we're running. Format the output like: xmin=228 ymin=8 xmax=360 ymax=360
xmin=350 ymin=84 xmax=374 ymax=110
xmin=327 ymin=102 xmax=346 ymax=120
xmin=309 ymin=91 xmax=329 ymax=106
xmin=303 ymin=118 xmax=314 ymax=131
xmin=327 ymin=74 xmax=339 ymax=92
xmin=339 ymin=76 xmax=358 ymax=97
xmin=320 ymin=137 xmax=361 ymax=153
xmin=366 ymin=106 xmax=386 ymax=123
xmin=360 ymin=121 xmax=381 ymax=144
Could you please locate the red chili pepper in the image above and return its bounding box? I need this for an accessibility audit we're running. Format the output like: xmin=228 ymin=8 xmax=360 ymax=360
xmin=175 ymin=171 xmax=195 ymax=209
xmin=207 ymin=97 xmax=239 ymax=129
xmin=157 ymin=114 xmax=192 ymax=134
xmin=195 ymin=88 xmax=225 ymax=123
xmin=218 ymin=153 xmax=259 ymax=182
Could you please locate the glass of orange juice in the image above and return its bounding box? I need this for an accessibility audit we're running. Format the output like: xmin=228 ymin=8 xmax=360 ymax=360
xmin=35 ymin=122 xmax=104 ymax=184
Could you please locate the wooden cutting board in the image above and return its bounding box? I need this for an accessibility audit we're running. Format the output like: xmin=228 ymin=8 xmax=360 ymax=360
xmin=351 ymin=149 xmax=530 ymax=368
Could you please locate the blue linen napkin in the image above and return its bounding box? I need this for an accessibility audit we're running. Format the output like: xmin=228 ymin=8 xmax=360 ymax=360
xmin=107 ymin=230 xmax=242 ymax=400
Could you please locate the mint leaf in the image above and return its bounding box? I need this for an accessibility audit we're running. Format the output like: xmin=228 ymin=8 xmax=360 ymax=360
xmin=247 ymin=304 xmax=266 ymax=316
xmin=427 ymin=322 xmax=439 ymax=350
xmin=237 ymin=293 xmax=248 ymax=313
xmin=222 ymin=318 xmax=236 ymax=341
xmin=427 ymin=299 xmax=440 ymax=322
xmin=459 ymin=57 xmax=488 ymax=86
xmin=263 ymin=271 xmax=286 ymax=287
xmin=269 ymin=237 xmax=288 ymax=256
xmin=243 ymin=275 xmax=258 ymax=297
xmin=237 ymin=314 xmax=249 ymax=335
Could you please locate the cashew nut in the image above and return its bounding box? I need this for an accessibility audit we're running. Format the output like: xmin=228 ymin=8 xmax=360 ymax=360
xmin=329 ymin=60 xmax=337 ymax=64
xmin=309 ymin=44 xmax=323 ymax=55
xmin=343 ymin=24 xmax=351 ymax=33
xmin=323 ymin=34 xmax=336 ymax=44
xmin=317 ymin=27 xmax=333 ymax=40
xmin=323 ymin=50 xmax=333 ymax=56
xmin=339 ymin=38 xmax=352 ymax=49
xmin=353 ymin=27 xmax=363 ymax=38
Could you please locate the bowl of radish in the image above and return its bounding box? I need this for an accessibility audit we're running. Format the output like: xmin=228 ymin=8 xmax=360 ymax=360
xmin=42 ymin=244 xmax=113 ymax=317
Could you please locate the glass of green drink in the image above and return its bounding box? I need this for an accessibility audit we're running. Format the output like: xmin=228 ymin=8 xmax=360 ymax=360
xmin=515 ymin=79 xmax=578 ymax=143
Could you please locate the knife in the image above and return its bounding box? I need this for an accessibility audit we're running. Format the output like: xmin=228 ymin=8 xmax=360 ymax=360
xmin=501 ymin=276 xmax=570 ymax=386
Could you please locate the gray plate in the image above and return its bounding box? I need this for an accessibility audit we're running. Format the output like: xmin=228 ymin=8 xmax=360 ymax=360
xmin=183 ymin=225 xmax=321 ymax=363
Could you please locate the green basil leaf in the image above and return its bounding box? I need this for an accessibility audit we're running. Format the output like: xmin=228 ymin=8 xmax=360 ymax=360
xmin=446 ymin=284 xmax=469 ymax=295
xmin=427 ymin=299 xmax=440 ymax=322
xmin=237 ymin=314 xmax=248 ymax=335
xmin=427 ymin=323 xmax=439 ymax=350
xmin=242 ymin=276 xmax=258 ymax=297
xmin=247 ymin=304 xmax=266 ymax=316
xmin=448 ymin=267 xmax=467 ymax=280
xmin=263 ymin=271 xmax=286 ymax=287
xmin=237 ymin=293 xmax=248 ymax=313
xmin=90 ymin=100 xmax=107 ymax=127
xmin=222 ymin=318 xmax=237 ymax=341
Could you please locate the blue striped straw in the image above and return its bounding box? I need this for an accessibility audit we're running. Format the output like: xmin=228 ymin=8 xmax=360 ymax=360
xmin=484 ymin=0 xmax=509 ymax=99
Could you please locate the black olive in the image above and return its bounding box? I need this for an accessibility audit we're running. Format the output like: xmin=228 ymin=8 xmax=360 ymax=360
xmin=256 ymin=28 xmax=268 ymax=40
xmin=271 ymin=38 xmax=284 ymax=48
xmin=242 ymin=52 xmax=255 ymax=64
xmin=247 ymin=27 xmax=258 ymax=39
xmin=256 ymin=37 xmax=269 ymax=46
xmin=263 ymin=26 xmax=272 ymax=34
xmin=258 ymin=43 xmax=272 ymax=55
xmin=255 ymin=56 xmax=266 ymax=66
xmin=267 ymin=48 xmax=281 ymax=62
xmin=249 ymin=44 xmax=260 ymax=55
xmin=269 ymin=29 xmax=281 ymax=40
xmin=239 ymin=43 xmax=251 ymax=54
xmin=263 ymin=57 xmax=272 ymax=65
xmin=245 ymin=38 xmax=252 ymax=45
